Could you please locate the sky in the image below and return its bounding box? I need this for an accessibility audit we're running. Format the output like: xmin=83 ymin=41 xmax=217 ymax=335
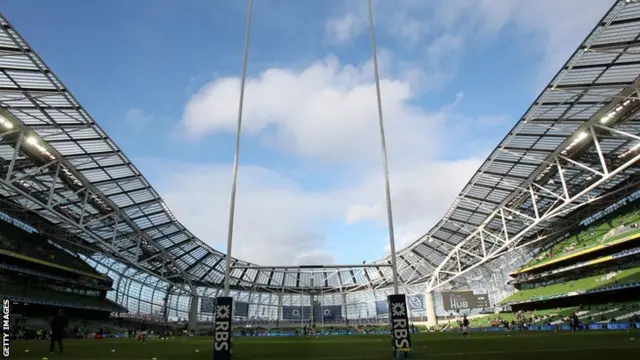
xmin=2 ymin=0 xmax=614 ymax=266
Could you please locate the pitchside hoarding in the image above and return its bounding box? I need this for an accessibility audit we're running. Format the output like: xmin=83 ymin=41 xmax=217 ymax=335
xmin=441 ymin=291 xmax=490 ymax=311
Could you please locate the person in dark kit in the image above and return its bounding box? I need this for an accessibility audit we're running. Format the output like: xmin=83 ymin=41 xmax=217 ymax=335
xmin=570 ymin=313 xmax=580 ymax=332
xmin=49 ymin=309 xmax=69 ymax=354
xmin=136 ymin=322 xmax=147 ymax=343
xmin=461 ymin=315 xmax=469 ymax=337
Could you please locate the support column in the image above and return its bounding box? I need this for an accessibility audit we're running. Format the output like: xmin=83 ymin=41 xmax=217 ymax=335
xmin=188 ymin=295 xmax=199 ymax=332
xmin=310 ymin=293 xmax=316 ymax=326
xmin=426 ymin=292 xmax=437 ymax=327
xmin=277 ymin=294 xmax=283 ymax=328
xmin=162 ymin=284 xmax=172 ymax=323
xmin=341 ymin=293 xmax=348 ymax=326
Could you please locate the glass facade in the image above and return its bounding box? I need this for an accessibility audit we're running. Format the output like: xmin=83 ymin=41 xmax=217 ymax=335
xmin=81 ymin=254 xmax=462 ymax=323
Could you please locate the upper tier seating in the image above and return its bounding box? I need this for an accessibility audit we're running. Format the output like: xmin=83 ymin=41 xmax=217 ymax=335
xmin=502 ymin=266 xmax=640 ymax=304
xmin=0 ymin=281 xmax=124 ymax=312
xmin=0 ymin=220 xmax=105 ymax=279
xmin=518 ymin=206 xmax=640 ymax=271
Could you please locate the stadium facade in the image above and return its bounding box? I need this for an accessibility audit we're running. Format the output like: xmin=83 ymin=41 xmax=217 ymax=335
xmin=1 ymin=0 xmax=640 ymax=332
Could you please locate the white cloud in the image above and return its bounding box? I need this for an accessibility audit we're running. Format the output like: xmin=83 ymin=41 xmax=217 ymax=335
xmin=150 ymin=158 xmax=481 ymax=266
xmin=124 ymin=108 xmax=153 ymax=130
xmin=179 ymin=55 xmax=450 ymax=165
xmin=157 ymin=55 xmax=489 ymax=265
xmin=155 ymin=0 xmax=612 ymax=267
xmin=421 ymin=33 xmax=465 ymax=90
xmin=503 ymin=0 xmax=612 ymax=84
xmin=150 ymin=162 xmax=339 ymax=265
xmin=325 ymin=13 xmax=365 ymax=45
xmin=348 ymin=159 xmax=482 ymax=227
xmin=387 ymin=8 xmax=429 ymax=45
xmin=429 ymin=0 xmax=612 ymax=86
xmin=323 ymin=0 xmax=611 ymax=91
xmin=351 ymin=159 xmax=483 ymax=254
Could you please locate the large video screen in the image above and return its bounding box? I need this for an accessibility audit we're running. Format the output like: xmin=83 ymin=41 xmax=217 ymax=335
xmin=441 ymin=291 xmax=490 ymax=311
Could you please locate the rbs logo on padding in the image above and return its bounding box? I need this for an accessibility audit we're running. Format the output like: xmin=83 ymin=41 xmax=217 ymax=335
xmin=392 ymin=318 xmax=411 ymax=349
xmin=214 ymin=304 xmax=231 ymax=351
xmin=390 ymin=301 xmax=411 ymax=351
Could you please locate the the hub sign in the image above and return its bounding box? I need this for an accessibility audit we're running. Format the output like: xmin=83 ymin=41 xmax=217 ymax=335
xmin=441 ymin=291 xmax=491 ymax=311
xmin=388 ymin=294 xmax=412 ymax=357
xmin=213 ymin=296 xmax=233 ymax=360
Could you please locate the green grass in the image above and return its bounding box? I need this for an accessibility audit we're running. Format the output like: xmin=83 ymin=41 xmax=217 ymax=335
xmin=7 ymin=332 xmax=640 ymax=360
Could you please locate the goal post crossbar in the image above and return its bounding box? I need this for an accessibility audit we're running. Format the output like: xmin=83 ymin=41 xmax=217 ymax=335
xmin=230 ymin=264 xmax=392 ymax=270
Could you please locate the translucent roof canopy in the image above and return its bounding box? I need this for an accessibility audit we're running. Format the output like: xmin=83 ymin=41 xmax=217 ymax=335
xmin=0 ymin=0 xmax=639 ymax=293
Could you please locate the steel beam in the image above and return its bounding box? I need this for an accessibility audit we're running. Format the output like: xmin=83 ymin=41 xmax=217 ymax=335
xmin=0 ymin=175 xmax=192 ymax=294
xmin=0 ymin=112 xmax=196 ymax=294
xmin=427 ymin=142 xmax=640 ymax=291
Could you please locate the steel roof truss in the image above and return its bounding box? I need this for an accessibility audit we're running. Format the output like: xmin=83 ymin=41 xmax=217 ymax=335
xmin=0 ymin=174 xmax=190 ymax=292
xmin=428 ymin=128 xmax=640 ymax=291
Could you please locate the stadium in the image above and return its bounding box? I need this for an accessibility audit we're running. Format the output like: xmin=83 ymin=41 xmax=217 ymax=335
xmin=1 ymin=0 xmax=640 ymax=359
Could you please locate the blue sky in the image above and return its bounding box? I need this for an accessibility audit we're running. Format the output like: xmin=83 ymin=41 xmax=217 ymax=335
xmin=2 ymin=0 xmax=612 ymax=265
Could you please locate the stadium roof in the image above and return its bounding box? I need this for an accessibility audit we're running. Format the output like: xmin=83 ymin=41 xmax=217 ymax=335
xmin=0 ymin=0 xmax=639 ymax=295
xmin=402 ymin=0 xmax=640 ymax=290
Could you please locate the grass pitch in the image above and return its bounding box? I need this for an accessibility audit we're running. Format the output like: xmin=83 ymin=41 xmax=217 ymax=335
xmin=7 ymin=331 xmax=640 ymax=360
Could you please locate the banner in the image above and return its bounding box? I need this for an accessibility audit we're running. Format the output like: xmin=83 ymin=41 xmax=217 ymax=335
xmin=313 ymin=305 xmax=342 ymax=320
xmin=375 ymin=300 xmax=389 ymax=315
xmin=441 ymin=291 xmax=490 ymax=311
xmin=201 ymin=297 xmax=215 ymax=314
xmin=234 ymin=301 xmax=249 ymax=317
xmin=407 ymin=294 xmax=424 ymax=311
xmin=388 ymin=294 xmax=412 ymax=356
xmin=213 ymin=297 xmax=232 ymax=360
xmin=282 ymin=306 xmax=312 ymax=320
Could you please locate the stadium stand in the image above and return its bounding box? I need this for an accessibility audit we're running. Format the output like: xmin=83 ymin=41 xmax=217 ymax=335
xmin=502 ymin=199 xmax=640 ymax=304
xmin=2 ymin=1 xmax=640 ymax=358
xmin=515 ymin=201 xmax=640 ymax=273
xmin=0 ymin=217 xmax=126 ymax=324
xmin=470 ymin=199 xmax=640 ymax=331
xmin=466 ymin=301 xmax=640 ymax=331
